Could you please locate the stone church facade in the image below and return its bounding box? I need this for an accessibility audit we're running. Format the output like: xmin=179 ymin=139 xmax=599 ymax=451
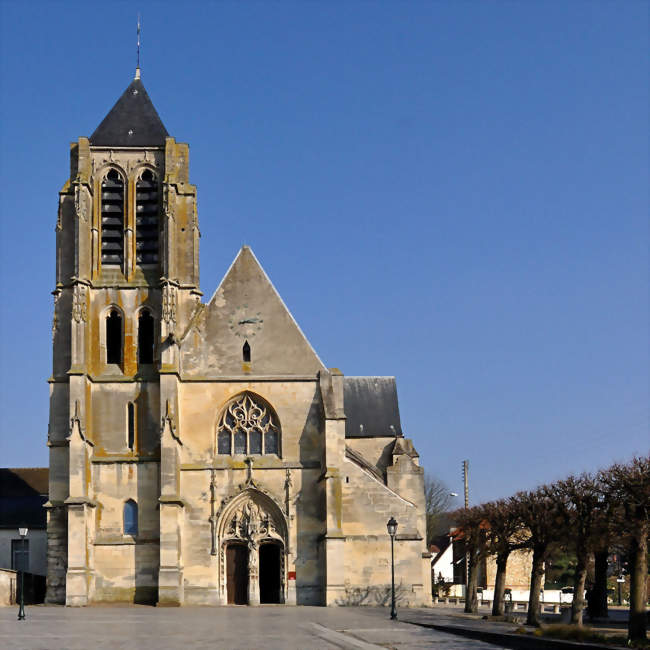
xmin=45 ymin=70 xmax=431 ymax=607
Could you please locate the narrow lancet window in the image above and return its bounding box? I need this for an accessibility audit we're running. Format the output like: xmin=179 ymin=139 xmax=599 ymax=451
xmin=217 ymin=430 xmax=231 ymax=455
xmin=249 ymin=429 xmax=262 ymax=454
xmin=234 ymin=428 xmax=247 ymax=455
xmin=135 ymin=170 xmax=159 ymax=265
xmin=242 ymin=340 xmax=251 ymax=363
xmin=127 ymin=403 xmax=135 ymax=450
xmin=265 ymin=430 xmax=278 ymax=455
xmin=106 ymin=309 xmax=122 ymax=364
xmin=123 ymin=500 xmax=138 ymax=536
xmin=101 ymin=169 xmax=125 ymax=266
xmin=138 ymin=310 xmax=154 ymax=364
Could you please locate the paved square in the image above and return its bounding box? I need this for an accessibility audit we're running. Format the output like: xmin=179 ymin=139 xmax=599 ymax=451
xmin=0 ymin=605 xmax=509 ymax=649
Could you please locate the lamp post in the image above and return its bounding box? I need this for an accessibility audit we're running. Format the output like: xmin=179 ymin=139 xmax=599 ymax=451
xmin=17 ymin=527 xmax=28 ymax=621
xmin=387 ymin=517 xmax=398 ymax=620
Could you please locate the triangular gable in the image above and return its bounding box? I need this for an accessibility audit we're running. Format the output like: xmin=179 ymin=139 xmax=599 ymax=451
xmin=180 ymin=247 xmax=325 ymax=377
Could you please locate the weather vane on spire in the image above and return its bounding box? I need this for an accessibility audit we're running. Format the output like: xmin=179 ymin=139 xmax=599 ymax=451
xmin=135 ymin=14 xmax=141 ymax=79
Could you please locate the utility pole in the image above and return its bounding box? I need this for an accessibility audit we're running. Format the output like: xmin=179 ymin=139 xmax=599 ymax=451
xmin=462 ymin=460 xmax=469 ymax=592
xmin=463 ymin=460 xmax=469 ymax=509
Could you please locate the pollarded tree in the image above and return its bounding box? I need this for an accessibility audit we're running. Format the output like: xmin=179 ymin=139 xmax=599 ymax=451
xmin=481 ymin=499 xmax=526 ymax=616
xmin=452 ymin=505 xmax=488 ymax=614
xmin=553 ymin=473 xmax=607 ymax=625
xmin=509 ymin=486 xmax=562 ymax=626
xmin=599 ymin=456 xmax=650 ymax=643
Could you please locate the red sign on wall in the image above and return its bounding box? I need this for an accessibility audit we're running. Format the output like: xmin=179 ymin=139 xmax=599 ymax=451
xmin=288 ymin=571 xmax=296 ymax=580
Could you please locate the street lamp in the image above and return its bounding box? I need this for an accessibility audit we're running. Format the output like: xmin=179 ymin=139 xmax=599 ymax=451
xmin=17 ymin=527 xmax=28 ymax=621
xmin=387 ymin=517 xmax=398 ymax=620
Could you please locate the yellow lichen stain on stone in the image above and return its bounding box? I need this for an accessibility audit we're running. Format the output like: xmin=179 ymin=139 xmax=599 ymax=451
xmin=94 ymin=445 xmax=108 ymax=458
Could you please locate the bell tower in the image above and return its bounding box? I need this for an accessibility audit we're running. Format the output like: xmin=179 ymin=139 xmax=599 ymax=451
xmin=46 ymin=68 xmax=201 ymax=605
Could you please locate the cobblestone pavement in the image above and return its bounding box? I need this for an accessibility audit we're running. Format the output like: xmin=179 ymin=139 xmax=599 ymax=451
xmin=0 ymin=605 xmax=509 ymax=650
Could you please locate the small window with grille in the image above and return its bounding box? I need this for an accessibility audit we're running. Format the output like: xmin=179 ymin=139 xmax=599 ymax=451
xmin=101 ymin=169 xmax=125 ymax=266
xmin=135 ymin=170 xmax=159 ymax=265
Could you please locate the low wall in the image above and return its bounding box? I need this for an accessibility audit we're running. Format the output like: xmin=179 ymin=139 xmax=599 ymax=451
xmin=0 ymin=568 xmax=17 ymax=606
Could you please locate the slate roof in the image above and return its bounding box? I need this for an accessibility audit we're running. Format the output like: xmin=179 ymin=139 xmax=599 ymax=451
xmin=89 ymin=77 xmax=168 ymax=147
xmin=0 ymin=468 xmax=48 ymax=529
xmin=344 ymin=376 xmax=403 ymax=438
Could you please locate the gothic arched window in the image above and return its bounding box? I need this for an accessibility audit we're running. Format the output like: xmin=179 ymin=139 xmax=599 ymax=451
xmin=216 ymin=393 xmax=281 ymax=457
xmin=138 ymin=309 xmax=155 ymax=365
xmin=135 ymin=169 xmax=159 ymax=265
xmin=101 ymin=169 xmax=125 ymax=266
xmin=106 ymin=309 xmax=122 ymax=364
xmin=123 ymin=500 xmax=138 ymax=536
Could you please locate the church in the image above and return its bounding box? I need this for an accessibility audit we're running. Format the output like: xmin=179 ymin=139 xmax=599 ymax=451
xmin=45 ymin=67 xmax=431 ymax=607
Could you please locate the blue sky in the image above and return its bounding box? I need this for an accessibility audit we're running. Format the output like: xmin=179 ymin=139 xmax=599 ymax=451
xmin=0 ymin=1 xmax=647 ymax=503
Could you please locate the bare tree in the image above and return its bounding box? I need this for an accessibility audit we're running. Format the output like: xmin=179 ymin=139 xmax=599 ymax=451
xmin=453 ymin=505 xmax=487 ymax=614
xmin=481 ymin=499 xmax=525 ymax=616
xmin=509 ymin=487 xmax=561 ymax=626
xmin=424 ymin=473 xmax=453 ymax=545
xmin=599 ymin=456 xmax=650 ymax=643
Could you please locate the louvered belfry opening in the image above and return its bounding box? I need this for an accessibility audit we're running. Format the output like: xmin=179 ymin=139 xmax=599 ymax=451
xmin=136 ymin=169 xmax=160 ymax=265
xmin=101 ymin=169 xmax=125 ymax=266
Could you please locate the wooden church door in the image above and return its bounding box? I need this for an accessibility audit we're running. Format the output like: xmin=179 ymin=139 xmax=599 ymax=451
xmin=226 ymin=544 xmax=248 ymax=604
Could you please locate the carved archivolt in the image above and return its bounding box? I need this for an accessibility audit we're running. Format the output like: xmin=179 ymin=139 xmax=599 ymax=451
xmin=217 ymin=488 xmax=287 ymax=546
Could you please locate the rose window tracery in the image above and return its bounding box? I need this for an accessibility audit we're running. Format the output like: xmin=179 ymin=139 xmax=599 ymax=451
xmin=217 ymin=393 xmax=280 ymax=456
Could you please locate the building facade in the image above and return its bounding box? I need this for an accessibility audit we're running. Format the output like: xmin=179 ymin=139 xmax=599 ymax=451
xmin=46 ymin=70 xmax=431 ymax=607
xmin=0 ymin=468 xmax=49 ymax=578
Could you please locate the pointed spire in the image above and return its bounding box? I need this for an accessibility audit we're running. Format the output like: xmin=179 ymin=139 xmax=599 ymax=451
xmin=89 ymin=76 xmax=168 ymax=147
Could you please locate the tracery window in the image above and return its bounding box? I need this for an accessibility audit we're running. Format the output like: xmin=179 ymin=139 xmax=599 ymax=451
xmin=217 ymin=393 xmax=281 ymax=457
xmin=135 ymin=169 xmax=159 ymax=265
xmin=100 ymin=169 xmax=125 ymax=266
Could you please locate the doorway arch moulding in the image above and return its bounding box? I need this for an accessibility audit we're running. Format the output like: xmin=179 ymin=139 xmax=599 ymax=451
xmin=214 ymin=486 xmax=290 ymax=605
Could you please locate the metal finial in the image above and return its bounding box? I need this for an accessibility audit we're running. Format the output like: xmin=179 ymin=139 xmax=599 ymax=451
xmin=135 ymin=14 xmax=141 ymax=79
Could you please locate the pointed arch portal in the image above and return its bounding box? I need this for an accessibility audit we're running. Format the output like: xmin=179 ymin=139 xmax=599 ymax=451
xmin=216 ymin=488 xmax=287 ymax=605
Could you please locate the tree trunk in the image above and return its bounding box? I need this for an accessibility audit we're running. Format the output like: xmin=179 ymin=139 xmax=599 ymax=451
xmin=628 ymin=521 xmax=648 ymax=642
xmin=570 ymin=550 xmax=588 ymax=625
xmin=526 ymin=546 xmax=545 ymax=626
xmin=464 ymin=551 xmax=479 ymax=614
xmin=492 ymin=551 xmax=509 ymax=616
xmin=590 ymin=548 xmax=609 ymax=619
